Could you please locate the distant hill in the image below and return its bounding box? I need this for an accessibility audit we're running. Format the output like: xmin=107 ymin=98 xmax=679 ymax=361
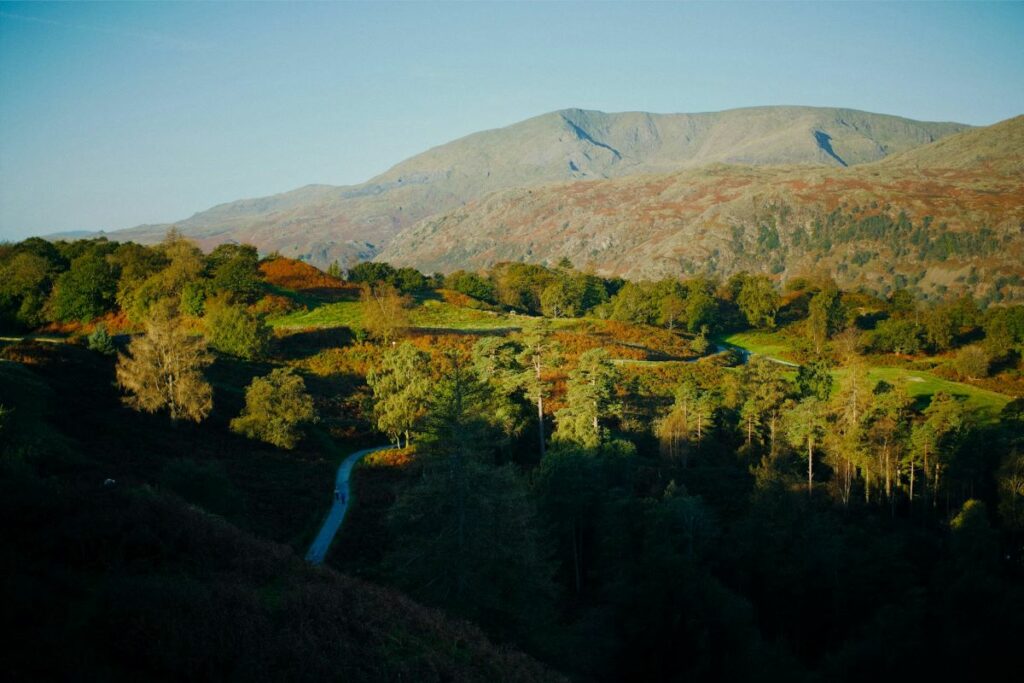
xmin=101 ymin=106 xmax=969 ymax=266
xmin=381 ymin=116 xmax=1024 ymax=302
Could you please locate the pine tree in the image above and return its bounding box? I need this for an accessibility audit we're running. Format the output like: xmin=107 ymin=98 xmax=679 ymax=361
xmin=553 ymin=348 xmax=621 ymax=448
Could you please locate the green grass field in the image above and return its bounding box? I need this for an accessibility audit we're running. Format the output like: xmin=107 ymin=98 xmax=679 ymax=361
xmin=269 ymin=295 xmax=586 ymax=333
xmin=720 ymin=330 xmax=796 ymax=359
xmin=721 ymin=330 xmax=1011 ymax=420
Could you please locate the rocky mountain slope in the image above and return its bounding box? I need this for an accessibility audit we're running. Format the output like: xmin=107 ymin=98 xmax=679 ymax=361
xmin=105 ymin=107 xmax=968 ymax=266
xmin=381 ymin=116 xmax=1024 ymax=302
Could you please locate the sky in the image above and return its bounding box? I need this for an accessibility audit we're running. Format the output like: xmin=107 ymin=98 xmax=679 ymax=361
xmin=1 ymin=1 xmax=1022 ymax=241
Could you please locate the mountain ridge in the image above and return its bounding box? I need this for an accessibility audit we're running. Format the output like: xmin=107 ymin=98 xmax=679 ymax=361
xmin=89 ymin=105 xmax=972 ymax=265
xmin=379 ymin=116 xmax=1024 ymax=302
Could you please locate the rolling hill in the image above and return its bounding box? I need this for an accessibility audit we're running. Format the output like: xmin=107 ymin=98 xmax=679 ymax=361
xmin=102 ymin=106 xmax=969 ymax=266
xmin=380 ymin=115 xmax=1024 ymax=302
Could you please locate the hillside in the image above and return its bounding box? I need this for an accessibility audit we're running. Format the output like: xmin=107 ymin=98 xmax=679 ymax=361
xmin=381 ymin=116 xmax=1024 ymax=302
xmin=102 ymin=107 xmax=968 ymax=266
xmin=0 ymin=343 xmax=560 ymax=683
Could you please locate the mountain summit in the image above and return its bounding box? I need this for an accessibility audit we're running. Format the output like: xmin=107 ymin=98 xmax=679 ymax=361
xmin=105 ymin=106 xmax=969 ymax=266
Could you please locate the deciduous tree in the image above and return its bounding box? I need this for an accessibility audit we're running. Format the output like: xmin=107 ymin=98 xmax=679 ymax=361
xmin=230 ymin=367 xmax=317 ymax=449
xmin=116 ymin=302 xmax=213 ymax=422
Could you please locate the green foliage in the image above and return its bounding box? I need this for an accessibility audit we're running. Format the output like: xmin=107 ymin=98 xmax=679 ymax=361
xmin=553 ymin=348 xmax=621 ymax=448
xmin=871 ymin=317 xmax=923 ymax=354
xmin=47 ymin=253 xmax=119 ymax=322
xmin=737 ymin=274 xmax=780 ymax=329
xmin=208 ymin=244 xmax=262 ymax=302
xmin=796 ymin=359 xmax=834 ymax=400
xmin=385 ymin=351 xmax=554 ymax=644
xmin=366 ymin=341 xmax=431 ymax=447
xmin=203 ymin=295 xmax=271 ymax=360
xmin=807 ymin=282 xmax=845 ymax=352
xmin=348 ymin=262 xmax=427 ymax=293
xmin=0 ymin=251 xmax=57 ymax=330
xmin=953 ymin=344 xmax=990 ymax=380
xmin=230 ymin=368 xmax=316 ymax=449
xmin=444 ymin=270 xmax=496 ymax=302
xmin=87 ymin=324 xmax=116 ymax=355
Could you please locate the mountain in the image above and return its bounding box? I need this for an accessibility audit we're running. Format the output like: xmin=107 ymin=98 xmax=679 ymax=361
xmin=104 ymin=106 xmax=969 ymax=266
xmin=380 ymin=116 xmax=1024 ymax=302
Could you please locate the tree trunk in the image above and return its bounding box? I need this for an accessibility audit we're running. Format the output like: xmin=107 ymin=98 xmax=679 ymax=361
xmin=807 ymin=438 xmax=814 ymax=495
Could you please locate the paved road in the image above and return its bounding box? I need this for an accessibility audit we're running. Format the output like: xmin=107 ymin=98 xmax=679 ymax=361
xmin=305 ymin=445 xmax=390 ymax=565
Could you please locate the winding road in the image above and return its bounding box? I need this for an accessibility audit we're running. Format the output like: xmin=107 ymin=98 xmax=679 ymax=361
xmin=305 ymin=445 xmax=390 ymax=565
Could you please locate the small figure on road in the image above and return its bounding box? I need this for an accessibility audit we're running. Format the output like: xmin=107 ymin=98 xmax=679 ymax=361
xmin=341 ymin=491 xmax=347 ymax=505
xmin=334 ymin=488 xmax=340 ymax=501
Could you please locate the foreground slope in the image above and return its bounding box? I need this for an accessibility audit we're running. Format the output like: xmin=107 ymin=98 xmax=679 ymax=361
xmin=105 ymin=107 xmax=967 ymax=266
xmin=0 ymin=352 xmax=559 ymax=682
xmin=382 ymin=116 xmax=1024 ymax=302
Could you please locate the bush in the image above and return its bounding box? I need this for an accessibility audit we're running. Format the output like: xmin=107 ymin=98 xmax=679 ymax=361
xmin=953 ymin=344 xmax=990 ymax=380
xmin=203 ymin=295 xmax=271 ymax=360
xmin=87 ymin=324 xmax=116 ymax=355
xmin=230 ymin=368 xmax=317 ymax=449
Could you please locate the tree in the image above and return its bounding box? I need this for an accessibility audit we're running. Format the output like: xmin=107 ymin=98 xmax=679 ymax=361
xmin=806 ymin=283 xmax=845 ymax=353
xmin=471 ymin=337 xmax=529 ymax=452
xmin=444 ymin=270 xmax=496 ymax=302
xmin=921 ymin=392 xmax=967 ymax=507
xmin=203 ymin=294 xmax=271 ymax=360
xmin=741 ymin=357 xmax=791 ymax=456
xmin=123 ymin=230 xmax=206 ymax=320
xmin=366 ymin=342 xmax=431 ymax=448
xmin=953 ymin=344 xmax=989 ymax=380
xmin=230 ymin=368 xmax=316 ymax=449
xmin=347 ymin=261 xmax=397 ymax=285
xmin=326 ymin=260 xmax=342 ymax=278
xmin=385 ymin=351 xmax=554 ymax=641
xmin=540 ymin=275 xmax=586 ymax=318
xmin=866 ymin=382 xmax=914 ymax=505
xmin=609 ymin=281 xmax=659 ymax=325
xmin=553 ymin=349 xmax=621 ymax=448
xmin=683 ymin=280 xmax=718 ymax=333
xmin=517 ymin=321 xmax=560 ymax=456
xmin=87 ymin=324 xmax=116 ymax=355
xmin=737 ymin=275 xmax=780 ymax=329
xmin=0 ymin=252 xmax=55 ymax=330
xmin=796 ymin=358 xmax=834 ymax=401
xmin=872 ymin=318 xmax=923 ymax=355
xmin=786 ymin=397 xmax=827 ymax=494
xmin=360 ymin=283 xmax=411 ymax=345
xmin=827 ymin=361 xmax=874 ymax=505
xmin=656 ymin=377 xmax=718 ymax=467
xmin=208 ymin=244 xmax=262 ymax=303
xmin=116 ymin=302 xmax=213 ymax=422
xmin=48 ymin=254 xmax=118 ymax=322
xmin=657 ymin=281 xmax=687 ymax=330
xmin=923 ymin=304 xmax=956 ymax=353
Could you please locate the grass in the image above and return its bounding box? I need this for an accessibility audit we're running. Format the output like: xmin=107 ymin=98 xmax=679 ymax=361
xmin=268 ymin=292 xmax=595 ymax=336
xmin=721 ymin=330 xmax=1012 ymax=421
xmin=862 ymin=366 xmax=1010 ymax=420
xmin=720 ymin=330 xmax=795 ymax=359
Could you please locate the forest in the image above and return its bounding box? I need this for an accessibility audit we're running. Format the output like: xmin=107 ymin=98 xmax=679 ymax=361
xmin=2 ymin=231 xmax=1024 ymax=681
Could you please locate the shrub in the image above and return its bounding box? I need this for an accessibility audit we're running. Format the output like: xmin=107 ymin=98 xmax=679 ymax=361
xmin=230 ymin=368 xmax=317 ymax=449
xmin=953 ymin=344 xmax=990 ymax=380
xmin=203 ymin=295 xmax=271 ymax=360
xmin=87 ymin=324 xmax=116 ymax=355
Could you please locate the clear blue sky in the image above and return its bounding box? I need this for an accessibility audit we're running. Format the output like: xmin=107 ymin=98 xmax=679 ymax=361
xmin=2 ymin=1 xmax=1022 ymax=240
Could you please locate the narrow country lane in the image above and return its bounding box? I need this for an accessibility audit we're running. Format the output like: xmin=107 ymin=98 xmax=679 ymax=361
xmin=305 ymin=445 xmax=390 ymax=565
